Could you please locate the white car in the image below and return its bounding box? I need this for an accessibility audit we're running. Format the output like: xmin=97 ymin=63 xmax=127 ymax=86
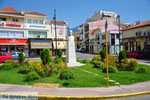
xmin=11 ymin=52 xmax=26 ymax=60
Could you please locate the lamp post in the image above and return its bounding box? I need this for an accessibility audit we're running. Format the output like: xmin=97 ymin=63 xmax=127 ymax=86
xmin=117 ymin=15 xmax=121 ymax=52
xmin=53 ymin=9 xmax=57 ymax=56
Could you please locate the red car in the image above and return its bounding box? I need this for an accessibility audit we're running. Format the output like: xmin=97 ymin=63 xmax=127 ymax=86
xmin=127 ymin=51 xmax=144 ymax=58
xmin=0 ymin=52 xmax=12 ymax=63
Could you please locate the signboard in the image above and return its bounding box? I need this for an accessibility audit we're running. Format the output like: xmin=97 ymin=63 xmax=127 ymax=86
xmin=52 ymin=23 xmax=66 ymax=36
xmin=0 ymin=39 xmax=27 ymax=45
xmin=30 ymin=40 xmax=52 ymax=49
xmin=88 ymin=18 xmax=114 ymax=35
xmin=25 ymin=24 xmax=48 ymax=30
xmin=0 ymin=22 xmax=21 ymax=27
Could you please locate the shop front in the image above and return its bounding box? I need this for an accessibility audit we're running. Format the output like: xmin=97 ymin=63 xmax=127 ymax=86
xmin=0 ymin=39 xmax=28 ymax=56
xmin=29 ymin=39 xmax=52 ymax=57
xmin=52 ymin=40 xmax=67 ymax=56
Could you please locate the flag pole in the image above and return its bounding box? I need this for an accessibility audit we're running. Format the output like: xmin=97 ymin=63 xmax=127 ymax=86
xmin=105 ymin=20 xmax=109 ymax=88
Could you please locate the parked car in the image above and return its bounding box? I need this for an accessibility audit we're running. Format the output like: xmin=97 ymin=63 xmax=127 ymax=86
xmin=80 ymin=48 xmax=86 ymax=52
xmin=0 ymin=52 xmax=12 ymax=63
xmin=11 ymin=52 xmax=26 ymax=60
xmin=127 ymin=51 xmax=144 ymax=58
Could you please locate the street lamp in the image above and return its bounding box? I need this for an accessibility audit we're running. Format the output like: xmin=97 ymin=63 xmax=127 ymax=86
xmin=117 ymin=15 xmax=121 ymax=52
xmin=53 ymin=9 xmax=57 ymax=56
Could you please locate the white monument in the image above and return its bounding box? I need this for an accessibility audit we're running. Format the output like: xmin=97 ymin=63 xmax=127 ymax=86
xmin=67 ymin=30 xmax=85 ymax=67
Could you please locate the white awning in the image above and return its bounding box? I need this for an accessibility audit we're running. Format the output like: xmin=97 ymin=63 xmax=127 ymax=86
xmin=53 ymin=41 xmax=67 ymax=49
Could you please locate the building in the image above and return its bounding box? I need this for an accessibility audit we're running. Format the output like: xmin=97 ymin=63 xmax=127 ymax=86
xmin=49 ymin=21 xmax=67 ymax=56
xmin=23 ymin=10 xmax=51 ymax=57
xmin=0 ymin=7 xmax=28 ymax=56
xmin=0 ymin=7 xmax=68 ymax=57
xmin=78 ymin=11 xmax=120 ymax=53
xmin=121 ymin=21 xmax=150 ymax=57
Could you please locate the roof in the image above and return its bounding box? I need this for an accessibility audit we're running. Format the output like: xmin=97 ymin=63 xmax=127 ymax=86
xmin=50 ymin=20 xmax=66 ymax=24
xmin=121 ymin=21 xmax=150 ymax=31
xmin=0 ymin=7 xmax=23 ymax=16
xmin=24 ymin=11 xmax=46 ymax=16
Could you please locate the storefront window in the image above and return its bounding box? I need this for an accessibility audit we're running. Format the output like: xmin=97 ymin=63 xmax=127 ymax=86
xmin=28 ymin=32 xmax=35 ymax=38
xmin=40 ymin=32 xmax=47 ymax=38
xmin=35 ymin=32 xmax=40 ymax=38
xmin=0 ymin=31 xmax=24 ymax=38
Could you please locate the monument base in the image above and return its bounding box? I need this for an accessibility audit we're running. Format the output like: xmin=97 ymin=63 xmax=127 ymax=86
xmin=67 ymin=62 xmax=85 ymax=67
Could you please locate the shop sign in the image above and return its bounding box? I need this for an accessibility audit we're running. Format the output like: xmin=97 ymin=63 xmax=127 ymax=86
xmin=0 ymin=22 xmax=21 ymax=27
xmin=52 ymin=23 xmax=66 ymax=36
xmin=29 ymin=25 xmax=46 ymax=28
xmin=0 ymin=39 xmax=27 ymax=45
xmin=31 ymin=40 xmax=52 ymax=49
xmin=6 ymin=23 xmax=21 ymax=27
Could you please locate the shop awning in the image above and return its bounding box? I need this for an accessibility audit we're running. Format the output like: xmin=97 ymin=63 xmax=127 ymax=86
xmin=31 ymin=40 xmax=52 ymax=49
xmin=0 ymin=39 xmax=27 ymax=45
xmin=53 ymin=41 xmax=67 ymax=49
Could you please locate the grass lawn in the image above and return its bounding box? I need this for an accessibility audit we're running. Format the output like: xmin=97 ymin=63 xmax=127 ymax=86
xmin=0 ymin=63 xmax=150 ymax=87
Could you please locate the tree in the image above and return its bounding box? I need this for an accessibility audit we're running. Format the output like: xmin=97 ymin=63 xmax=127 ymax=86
xmin=58 ymin=50 xmax=63 ymax=58
xmin=99 ymin=50 xmax=106 ymax=61
xmin=40 ymin=48 xmax=52 ymax=65
xmin=18 ymin=51 xmax=25 ymax=64
xmin=118 ymin=50 xmax=127 ymax=62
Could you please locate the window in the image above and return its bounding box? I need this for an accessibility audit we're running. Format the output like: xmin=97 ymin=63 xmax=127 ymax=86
xmin=35 ymin=32 xmax=40 ymax=38
xmin=12 ymin=19 xmax=18 ymax=22
xmin=3 ymin=53 xmax=9 ymax=56
xmin=33 ymin=19 xmax=38 ymax=24
xmin=28 ymin=32 xmax=35 ymax=38
xmin=116 ymin=34 xmax=119 ymax=39
xmin=40 ymin=32 xmax=47 ymax=38
xmin=39 ymin=20 xmax=44 ymax=24
xmin=0 ymin=18 xmax=7 ymax=21
xmin=0 ymin=53 xmax=2 ymax=56
xmin=0 ymin=31 xmax=8 ymax=37
xmin=9 ymin=31 xmax=15 ymax=37
xmin=125 ymin=43 xmax=128 ymax=51
xmin=15 ymin=32 xmax=24 ymax=37
xmin=27 ymin=19 xmax=31 ymax=23
xmin=102 ymin=35 xmax=105 ymax=40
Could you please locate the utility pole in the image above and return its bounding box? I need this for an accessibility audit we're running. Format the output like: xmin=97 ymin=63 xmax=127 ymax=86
xmin=53 ymin=9 xmax=57 ymax=56
xmin=118 ymin=15 xmax=121 ymax=52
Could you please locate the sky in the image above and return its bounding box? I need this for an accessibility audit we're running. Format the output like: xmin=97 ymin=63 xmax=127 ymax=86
xmin=0 ymin=0 xmax=150 ymax=28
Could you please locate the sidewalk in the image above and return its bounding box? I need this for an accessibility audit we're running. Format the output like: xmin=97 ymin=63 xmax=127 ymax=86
xmin=0 ymin=81 xmax=150 ymax=96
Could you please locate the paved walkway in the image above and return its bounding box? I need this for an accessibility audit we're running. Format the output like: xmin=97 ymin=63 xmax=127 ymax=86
xmin=0 ymin=81 xmax=150 ymax=96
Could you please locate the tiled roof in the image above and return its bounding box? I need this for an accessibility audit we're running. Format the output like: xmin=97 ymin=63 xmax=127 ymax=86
xmin=50 ymin=20 xmax=66 ymax=24
xmin=0 ymin=7 xmax=23 ymax=16
xmin=25 ymin=11 xmax=46 ymax=16
xmin=121 ymin=21 xmax=150 ymax=31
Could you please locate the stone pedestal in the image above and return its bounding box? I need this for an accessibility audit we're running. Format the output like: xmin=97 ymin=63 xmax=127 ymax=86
xmin=67 ymin=31 xmax=85 ymax=67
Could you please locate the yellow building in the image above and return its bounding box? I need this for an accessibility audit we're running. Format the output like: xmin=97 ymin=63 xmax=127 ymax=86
xmin=122 ymin=21 xmax=150 ymax=57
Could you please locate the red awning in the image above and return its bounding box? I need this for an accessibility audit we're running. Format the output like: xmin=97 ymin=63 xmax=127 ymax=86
xmin=0 ymin=39 xmax=27 ymax=45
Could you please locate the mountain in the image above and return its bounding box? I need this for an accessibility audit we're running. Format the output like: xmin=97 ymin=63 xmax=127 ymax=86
xmin=71 ymin=26 xmax=80 ymax=33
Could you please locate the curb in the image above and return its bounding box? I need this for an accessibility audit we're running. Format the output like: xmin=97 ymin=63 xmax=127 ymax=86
xmin=38 ymin=91 xmax=150 ymax=99
xmin=1 ymin=91 xmax=150 ymax=99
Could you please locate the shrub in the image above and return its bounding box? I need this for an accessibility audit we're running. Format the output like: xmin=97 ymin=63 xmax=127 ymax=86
xmin=92 ymin=55 xmax=101 ymax=61
xmin=127 ymin=58 xmax=138 ymax=71
xmin=117 ymin=59 xmax=128 ymax=71
xmin=0 ymin=63 xmax=13 ymax=70
xmin=92 ymin=61 xmax=105 ymax=69
xmin=58 ymin=50 xmax=63 ymax=58
xmin=99 ymin=50 xmax=106 ymax=61
xmin=108 ymin=55 xmax=118 ymax=66
xmin=18 ymin=51 xmax=25 ymax=64
xmin=102 ymin=66 xmax=118 ymax=73
xmin=55 ymin=58 xmax=64 ymax=64
xmin=40 ymin=48 xmax=52 ymax=65
xmin=118 ymin=50 xmax=127 ymax=62
xmin=25 ymin=71 xmax=40 ymax=81
xmin=136 ymin=67 xmax=146 ymax=73
xmin=18 ymin=65 xmax=33 ymax=74
xmin=59 ymin=70 xmax=74 ymax=80
xmin=82 ymin=59 xmax=90 ymax=63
